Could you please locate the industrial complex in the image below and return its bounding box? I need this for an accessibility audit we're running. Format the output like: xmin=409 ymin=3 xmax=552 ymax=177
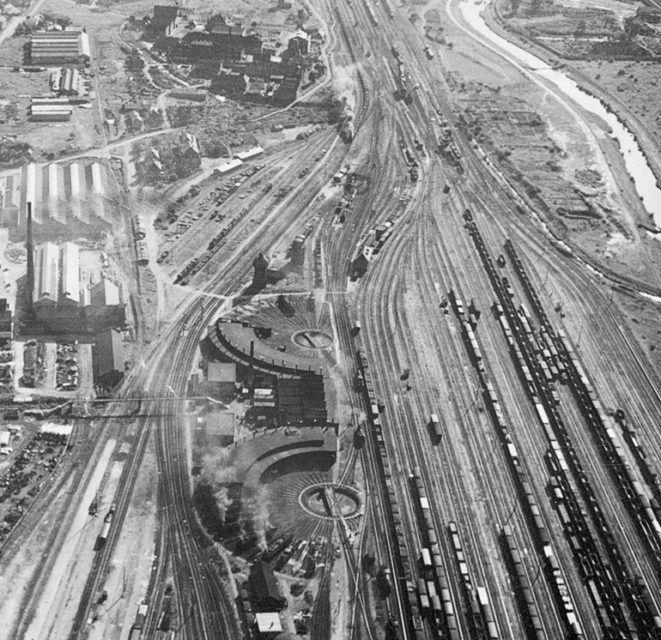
xmin=0 ymin=0 xmax=660 ymax=638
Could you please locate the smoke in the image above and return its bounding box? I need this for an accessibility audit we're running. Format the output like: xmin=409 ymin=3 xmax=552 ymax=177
xmin=333 ymin=64 xmax=358 ymax=119
xmin=252 ymin=485 xmax=273 ymax=551
xmin=213 ymin=485 xmax=233 ymax=522
xmin=199 ymin=446 xmax=236 ymax=524
xmin=200 ymin=446 xmax=236 ymax=484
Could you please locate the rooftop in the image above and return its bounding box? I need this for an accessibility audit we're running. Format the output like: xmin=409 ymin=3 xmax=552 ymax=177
xmin=96 ymin=329 xmax=124 ymax=378
xmin=255 ymin=612 xmax=283 ymax=633
xmin=208 ymin=361 xmax=236 ymax=382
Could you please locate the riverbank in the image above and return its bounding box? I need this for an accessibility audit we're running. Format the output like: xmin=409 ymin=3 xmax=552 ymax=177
xmin=486 ymin=0 xmax=661 ymax=216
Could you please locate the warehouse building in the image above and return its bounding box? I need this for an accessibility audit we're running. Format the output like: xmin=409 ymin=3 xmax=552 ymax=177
xmin=30 ymin=29 xmax=91 ymax=65
xmin=30 ymin=102 xmax=73 ymax=121
xmin=86 ymin=277 xmax=125 ymax=327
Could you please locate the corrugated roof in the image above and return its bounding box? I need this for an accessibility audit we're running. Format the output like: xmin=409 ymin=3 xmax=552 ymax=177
xmin=34 ymin=242 xmax=59 ymax=305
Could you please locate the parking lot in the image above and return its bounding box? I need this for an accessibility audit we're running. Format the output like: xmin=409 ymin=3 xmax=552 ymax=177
xmin=0 ymin=426 xmax=70 ymax=546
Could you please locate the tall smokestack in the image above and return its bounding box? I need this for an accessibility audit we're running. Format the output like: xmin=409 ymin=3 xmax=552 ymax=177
xmin=26 ymin=202 xmax=34 ymax=314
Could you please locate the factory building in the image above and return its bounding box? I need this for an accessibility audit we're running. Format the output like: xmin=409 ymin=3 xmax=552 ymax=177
xmin=33 ymin=241 xmax=60 ymax=308
xmin=175 ymin=30 xmax=264 ymax=61
xmin=33 ymin=241 xmax=80 ymax=312
xmin=2 ymin=162 xmax=114 ymax=241
xmin=27 ymin=234 xmax=125 ymax=331
xmin=30 ymin=30 xmax=91 ymax=65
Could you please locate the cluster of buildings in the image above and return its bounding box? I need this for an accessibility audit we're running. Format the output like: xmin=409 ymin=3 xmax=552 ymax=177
xmin=29 ymin=97 xmax=74 ymax=122
xmin=49 ymin=67 xmax=85 ymax=97
xmin=30 ymin=65 xmax=89 ymax=121
xmin=206 ymin=316 xmax=328 ymax=428
xmin=24 ymin=28 xmax=91 ymax=121
xmin=30 ymin=240 xmax=125 ymax=331
xmin=0 ymin=162 xmax=115 ymax=241
xmin=138 ymin=131 xmax=201 ymax=181
xmin=148 ymin=5 xmax=316 ymax=103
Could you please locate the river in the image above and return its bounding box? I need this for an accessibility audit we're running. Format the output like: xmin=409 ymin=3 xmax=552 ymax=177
xmin=459 ymin=0 xmax=661 ymax=226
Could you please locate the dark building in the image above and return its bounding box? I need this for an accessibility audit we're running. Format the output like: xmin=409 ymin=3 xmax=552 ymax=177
xmin=207 ymin=13 xmax=233 ymax=34
xmin=250 ymin=561 xmax=286 ymax=611
xmin=175 ymin=31 xmax=263 ymax=62
xmin=273 ymin=75 xmax=300 ymax=105
xmin=290 ymin=235 xmax=305 ymax=266
xmin=0 ymin=300 xmax=12 ymax=340
xmin=252 ymin=253 xmax=269 ymax=290
xmin=93 ymin=329 xmax=125 ymax=386
xmin=151 ymin=5 xmax=178 ymax=37
xmin=277 ymin=375 xmax=327 ymax=425
xmin=210 ymin=70 xmax=248 ymax=96
xmin=287 ymin=31 xmax=310 ymax=55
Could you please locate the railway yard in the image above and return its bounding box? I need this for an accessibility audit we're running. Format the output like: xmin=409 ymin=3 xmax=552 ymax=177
xmin=0 ymin=0 xmax=660 ymax=636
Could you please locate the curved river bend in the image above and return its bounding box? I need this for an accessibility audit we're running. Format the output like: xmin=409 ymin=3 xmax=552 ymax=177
xmin=460 ymin=0 xmax=661 ymax=226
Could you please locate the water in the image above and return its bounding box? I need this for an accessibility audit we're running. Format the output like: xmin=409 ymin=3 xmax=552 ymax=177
xmin=459 ymin=0 xmax=661 ymax=226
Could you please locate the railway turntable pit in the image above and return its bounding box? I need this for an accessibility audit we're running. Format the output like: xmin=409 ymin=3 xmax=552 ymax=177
xmin=224 ymin=293 xmax=335 ymax=359
xmin=205 ymin=427 xmax=363 ymax=563
xmin=299 ymin=482 xmax=361 ymax=521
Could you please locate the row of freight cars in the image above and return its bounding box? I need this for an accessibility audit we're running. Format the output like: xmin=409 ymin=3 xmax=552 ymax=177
xmin=447 ymin=522 xmax=499 ymax=640
xmin=447 ymin=284 xmax=584 ymax=640
xmin=94 ymin=503 xmax=116 ymax=550
xmin=463 ymin=211 xmax=661 ymax=638
xmin=409 ymin=467 xmax=461 ymax=639
xmin=466 ymin=214 xmax=631 ymax=635
xmin=132 ymin=217 xmax=149 ymax=266
xmin=356 ymin=342 xmax=469 ymax=640
xmin=502 ymin=237 xmax=661 ymax=636
xmin=400 ymin=138 xmax=420 ymax=182
xmin=506 ymin=238 xmax=661 ymax=561
xmin=354 ymin=347 xmax=416 ymax=640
